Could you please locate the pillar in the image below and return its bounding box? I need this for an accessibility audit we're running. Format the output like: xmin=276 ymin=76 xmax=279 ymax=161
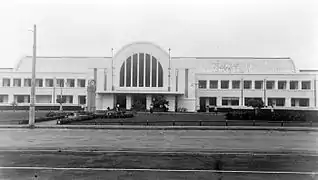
xmin=146 ymin=95 xmax=152 ymax=110
xmin=126 ymin=95 xmax=132 ymax=110
xmin=285 ymin=97 xmax=291 ymax=107
xmin=217 ymin=96 xmax=222 ymax=106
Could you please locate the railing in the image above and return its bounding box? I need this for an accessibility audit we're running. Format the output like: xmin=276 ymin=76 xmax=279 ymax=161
xmin=78 ymin=119 xmax=315 ymax=127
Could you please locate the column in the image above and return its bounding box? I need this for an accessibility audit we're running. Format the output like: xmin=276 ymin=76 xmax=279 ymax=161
xmin=286 ymin=80 xmax=290 ymax=90
xmin=126 ymin=95 xmax=132 ymax=110
xmin=205 ymin=97 xmax=209 ymax=112
xmin=217 ymin=96 xmax=222 ymax=106
xmin=285 ymin=97 xmax=291 ymax=107
xmin=146 ymin=95 xmax=152 ymax=110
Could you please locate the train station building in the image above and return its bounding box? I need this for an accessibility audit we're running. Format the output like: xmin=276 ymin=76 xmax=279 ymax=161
xmin=0 ymin=42 xmax=317 ymax=112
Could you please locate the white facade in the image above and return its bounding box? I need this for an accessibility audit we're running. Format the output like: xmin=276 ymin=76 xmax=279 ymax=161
xmin=0 ymin=42 xmax=317 ymax=112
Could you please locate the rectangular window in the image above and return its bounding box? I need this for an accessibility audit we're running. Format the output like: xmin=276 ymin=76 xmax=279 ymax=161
xmin=13 ymin=79 xmax=21 ymax=87
xmin=209 ymin=97 xmax=217 ymax=106
xmin=145 ymin=54 xmax=150 ymax=87
xmin=0 ymin=95 xmax=8 ymax=103
xmin=138 ymin=53 xmax=144 ymax=87
xmin=66 ymin=79 xmax=75 ymax=87
xmin=245 ymin=97 xmax=262 ymax=106
xmin=133 ymin=54 xmax=138 ymax=87
xmin=78 ymin=96 xmax=86 ymax=105
xmin=126 ymin=57 xmax=131 ymax=87
xmin=222 ymin=97 xmax=239 ymax=106
xmin=198 ymin=80 xmax=207 ymax=89
xmin=209 ymin=80 xmax=218 ymax=89
xmin=232 ymin=80 xmax=240 ymax=89
xmin=2 ymin=78 xmax=10 ymax=87
xmin=268 ymin=98 xmax=285 ymax=107
xmin=56 ymin=79 xmax=64 ymax=87
xmin=291 ymin=98 xmax=310 ymax=107
xmin=244 ymin=80 xmax=252 ymax=89
xmin=301 ymin=81 xmax=311 ymax=90
xmin=35 ymin=79 xmax=43 ymax=87
xmin=255 ymin=80 xmax=263 ymax=89
xmin=151 ymin=57 xmax=157 ymax=87
xmin=24 ymin=79 xmax=31 ymax=87
xmin=278 ymin=81 xmax=286 ymax=89
xmin=14 ymin=95 xmax=30 ymax=103
xmin=45 ymin=79 xmax=54 ymax=87
xmin=290 ymin=81 xmax=298 ymax=90
xmin=221 ymin=80 xmax=229 ymax=89
xmin=266 ymin=81 xmax=275 ymax=89
xmin=77 ymin=79 xmax=86 ymax=87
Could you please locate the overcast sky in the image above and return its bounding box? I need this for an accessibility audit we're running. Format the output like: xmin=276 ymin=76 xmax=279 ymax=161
xmin=1 ymin=0 xmax=317 ymax=69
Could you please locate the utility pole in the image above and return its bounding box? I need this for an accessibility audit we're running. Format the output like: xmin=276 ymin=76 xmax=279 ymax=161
xmin=29 ymin=24 xmax=36 ymax=127
xmin=111 ymin=48 xmax=114 ymax=91
xmin=168 ymin=48 xmax=171 ymax=92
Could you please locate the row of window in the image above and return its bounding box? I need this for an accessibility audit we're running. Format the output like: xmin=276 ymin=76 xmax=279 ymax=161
xmin=0 ymin=95 xmax=86 ymax=104
xmin=1 ymin=78 xmax=86 ymax=88
xmin=198 ymin=80 xmax=312 ymax=90
xmin=203 ymin=97 xmax=310 ymax=107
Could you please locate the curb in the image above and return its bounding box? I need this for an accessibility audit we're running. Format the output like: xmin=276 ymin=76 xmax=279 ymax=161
xmin=0 ymin=125 xmax=317 ymax=132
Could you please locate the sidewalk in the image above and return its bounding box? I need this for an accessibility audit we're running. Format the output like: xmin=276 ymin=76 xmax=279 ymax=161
xmin=0 ymin=124 xmax=318 ymax=131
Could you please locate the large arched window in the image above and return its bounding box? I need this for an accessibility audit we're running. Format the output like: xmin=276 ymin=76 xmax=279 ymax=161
xmin=119 ymin=53 xmax=163 ymax=87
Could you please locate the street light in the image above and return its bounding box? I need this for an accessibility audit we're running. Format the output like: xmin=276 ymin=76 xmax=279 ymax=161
xmin=28 ymin=24 xmax=36 ymax=127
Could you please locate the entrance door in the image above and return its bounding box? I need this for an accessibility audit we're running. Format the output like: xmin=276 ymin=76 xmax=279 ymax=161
xmin=199 ymin=97 xmax=206 ymax=112
xmin=116 ymin=94 xmax=126 ymax=110
xmin=132 ymin=94 xmax=146 ymax=111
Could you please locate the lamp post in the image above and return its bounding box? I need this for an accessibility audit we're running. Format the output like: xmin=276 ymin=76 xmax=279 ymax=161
xmin=28 ymin=24 xmax=36 ymax=127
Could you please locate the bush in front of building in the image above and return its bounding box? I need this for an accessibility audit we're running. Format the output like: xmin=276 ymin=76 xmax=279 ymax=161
xmin=225 ymin=109 xmax=311 ymax=121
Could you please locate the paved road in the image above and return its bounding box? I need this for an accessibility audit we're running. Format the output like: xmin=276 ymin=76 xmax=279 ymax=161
xmin=0 ymin=128 xmax=317 ymax=179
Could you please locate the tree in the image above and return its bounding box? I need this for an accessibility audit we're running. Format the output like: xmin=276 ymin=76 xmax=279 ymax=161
xmin=246 ymin=99 xmax=264 ymax=117
xmin=152 ymin=95 xmax=169 ymax=112
xmin=56 ymin=95 xmax=66 ymax=111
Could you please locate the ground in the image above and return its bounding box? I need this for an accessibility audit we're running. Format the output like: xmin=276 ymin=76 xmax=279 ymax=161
xmin=0 ymin=128 xmax=316 ymax=179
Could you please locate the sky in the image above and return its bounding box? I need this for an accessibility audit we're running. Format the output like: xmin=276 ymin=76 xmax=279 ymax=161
xmin=1 ymin=0 xmax=317 ymax=69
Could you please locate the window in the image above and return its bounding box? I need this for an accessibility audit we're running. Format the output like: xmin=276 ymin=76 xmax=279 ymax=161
xmin=222 ymin=97 xmax=239 ymax=106
xmin=78 ymin=95 xmax=86 ymax=105
xmin=291 ymin=98 xmax=310 ymax=107
xmin=0 ymin=95 xmax=8 ymax=103
xmin=221 ymin=80 xmax=229 ymax=89
xmin=232 ymin=80 xmax=240 ymax=89
xmin=66 ymin=79 xmax=75 ymax=87
xmin=35 ymin=79 xmax=43 ymax=87
xmin=198 ymin=80 xmax=207 ymax=89
xmin=14 ymin=95 xmax=30 ymax=103
xmin=24 ymin=79 xmax=31 ymax=87
xmin=56 ymin=79 xmax=64 ymax=87
xmin=13 ymin=79 xmax=21 ymax=87
xmin=244 ymin=80 xmax=252 ymax=89
xmin=77 ymin=79 xmax=86 ymax=87
xmin=268 ymin=98 xmax=285 ymax=107
xmin=255 ymin=80 xmax=263 ymax=89
xmin=290 ymin=81 xmax=298 ymax=90
xmin=278 ymin=81 xmax=286 ymax=89
xmin=209 ymin=97 xmax=217 ymax=106
xmin=2 ymin=78 xmax=10 ymax=87
xmin=301 ymin=81 xmax=311 ymax=90
xmin=133 ymin=54 xmax=138 ymax=87
xmin=299 ymin=98 xmax=309 ymax=107
xmin=45 ymin=79 xmax=53 ymax=87
xmin=119 ymin=53 xmax=164 ymax=88
xmin=266 ymin=81 xmax=275 ymax=89
xmin=209 ymin=80 xmax=218 ymax=89
xmin=245 ymin=97 xmax=263 ymax=106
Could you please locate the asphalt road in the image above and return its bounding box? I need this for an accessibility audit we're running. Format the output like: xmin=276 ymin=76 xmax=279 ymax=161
xmin=0 ymin=128 xmax=317 ymax=179
xmin=0 ymin=128 xmax=317 ymax=153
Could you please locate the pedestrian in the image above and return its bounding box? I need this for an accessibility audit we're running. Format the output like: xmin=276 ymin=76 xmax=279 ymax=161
xmin=214 ymin=106 xmax=218 ymax=115
xmin=150 ymin=103 xmax=154 ymax=114
xmin=116 ymin=104 xmax=120 ymax=112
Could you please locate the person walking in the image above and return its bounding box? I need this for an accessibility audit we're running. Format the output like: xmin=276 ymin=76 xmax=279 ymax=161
xmin=150 ymin=103 xmax=154 ymax=114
